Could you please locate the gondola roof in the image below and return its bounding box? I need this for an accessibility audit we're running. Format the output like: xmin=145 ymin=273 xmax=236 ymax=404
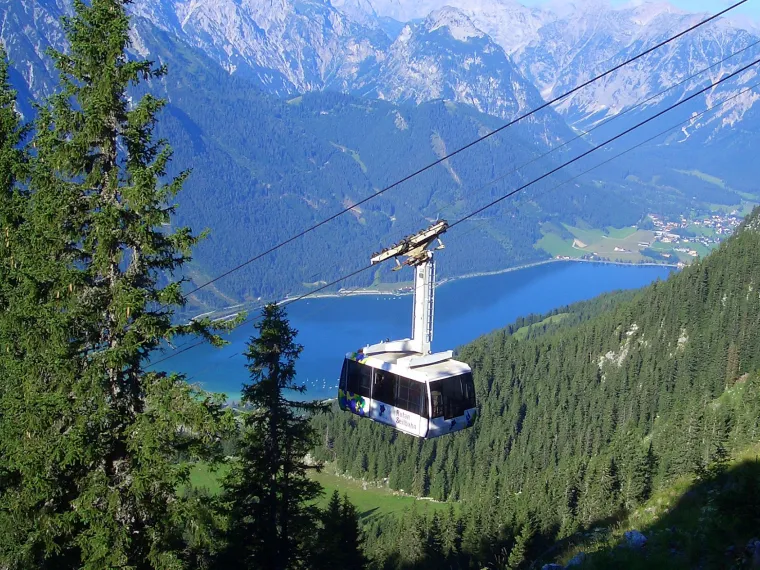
xmin=349 ymin=351 xmax=471 ymax=382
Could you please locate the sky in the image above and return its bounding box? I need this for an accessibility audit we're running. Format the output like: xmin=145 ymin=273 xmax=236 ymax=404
xmin=522 ymin=0 xmax=760 ymax=23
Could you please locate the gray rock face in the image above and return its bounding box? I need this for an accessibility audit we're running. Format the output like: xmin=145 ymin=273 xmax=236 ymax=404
xmin=624 ymin=529 xmax=648 ymax=549
xmin=368 ymin=8 xmax=559 ymax=126
xmin=331 ymin=0 xmax=760 ymax=139
xmin=8 ymin=0 xmax=760 ymax=144
xmin=127 ymin=0 xmax=551 ymax=126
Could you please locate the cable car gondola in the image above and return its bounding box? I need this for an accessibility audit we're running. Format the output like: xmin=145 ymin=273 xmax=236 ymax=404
xmin=338 ymin=221 xmax=477 ymax=438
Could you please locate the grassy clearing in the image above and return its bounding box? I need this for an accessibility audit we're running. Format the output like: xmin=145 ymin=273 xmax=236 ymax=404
xmin=605 ymin=226 xmax=638 ymax=239
xmin=574 ymin=228 xmax=658 ymax=262
xmin=708 ymin=201 xmax=757 ymax=216
xmin=563 ymin=224 xmax=606 ymax=246
xmin=185 ymin=462 xmax=449 ymax=522
xmin=188 ymin=461 xmax=229 ymax=495
xmin=535 ymin=233 xmax=581 ymax=258
xmin=686 ymin=224 xmax=717 ymax=238
xmin=536 ymin=224 xmax=664 ymax=263
xmin=311 ymin=469 xmax=450 ymax=521
xmin=512 ymin=314 xmax=569 ymax=341
xmin=330 ymin=142 xmax=368 ymax=173
xmin=674 ymin=169 xmax=728 ymax=189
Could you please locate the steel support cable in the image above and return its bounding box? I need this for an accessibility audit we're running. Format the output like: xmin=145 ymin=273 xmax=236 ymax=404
xmin=149 ymin=73 xmax=759 ymax=370
xmin=183 ymin=0 xmax=747 ymax=297
xmin=252 ymin=41 xmax=760 ymax=317
xmin=147 ymin=264 xmax=375 ymax=368
xmin=231 ymin=34 xmax=753 ymax=320
xmin=431 ymin=37 xmax=760 ymax=222
xmin=449 ymin=56 xmax=760 ymax=230
xmin=473 ymin=80 xmax=760 ymax=232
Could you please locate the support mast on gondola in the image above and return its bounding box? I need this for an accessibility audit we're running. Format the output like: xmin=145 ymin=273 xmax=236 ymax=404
xmin=338 ymin=221 xmax=477 ymax=439
xmin=365 ymin=219 xmax=447 ymax=360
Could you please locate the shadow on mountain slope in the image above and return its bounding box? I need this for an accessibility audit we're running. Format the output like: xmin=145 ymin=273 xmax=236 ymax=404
xmin=553 ymin=457 xmax=760 ymax=570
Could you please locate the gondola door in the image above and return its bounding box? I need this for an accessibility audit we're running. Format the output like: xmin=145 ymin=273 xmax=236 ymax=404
xmin=338 ymin=358 xmax=373 ymax=419
xmin=370 ymin=369 xmax=429 ymax=438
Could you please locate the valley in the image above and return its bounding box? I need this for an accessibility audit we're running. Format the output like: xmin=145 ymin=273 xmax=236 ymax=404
xmin=4 ymin=0 xmax=760 ymax=309
xmin=1 ymin=0 xmax=759 ymax=569
xmin=155 ymin=261 xmax=673 ymax=399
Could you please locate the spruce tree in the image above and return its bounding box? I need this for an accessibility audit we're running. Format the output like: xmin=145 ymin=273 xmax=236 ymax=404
xmin=313 ymin=491 xmax=367 ymax=570
xmin=313 ymin=491 xmax=344 ymax=570
xmin=506 ymin=519 xmax=534 ymax=570
xmin=220 ymin=304 xmax=326 ymax=570
xmin=0 ymin=3 xmax=230 ymax=568
xmin=0 ymin=45 xmax=27 ymax=342
xmin=0 ymin=44 xmax=27 ymax=507
xmin=0 ymin=44 xmax=26 ymax=345
xmin=339 ymin=494 xmax=368 ymax=570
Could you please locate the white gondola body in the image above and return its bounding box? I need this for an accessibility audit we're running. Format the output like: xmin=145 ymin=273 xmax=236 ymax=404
xmin=338 ymin=221 xmax=477 ymax=438
xmin=339 ymin=351 xmax=477 ymax=439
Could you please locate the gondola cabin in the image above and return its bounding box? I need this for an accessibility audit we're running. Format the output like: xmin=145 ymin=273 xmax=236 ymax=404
xmin=339 ymin=350 xmax=476 ymax=438
xmin=337 ymin=220 xmax=478 ymax=438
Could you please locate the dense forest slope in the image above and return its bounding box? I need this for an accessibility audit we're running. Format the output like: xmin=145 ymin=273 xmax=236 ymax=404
xmin=312 ymin=207 xmax=760 ymax=568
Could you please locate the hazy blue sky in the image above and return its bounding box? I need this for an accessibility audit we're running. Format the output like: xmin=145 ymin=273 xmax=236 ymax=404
xmin=522 ymin=0 xmax=759 ymax=22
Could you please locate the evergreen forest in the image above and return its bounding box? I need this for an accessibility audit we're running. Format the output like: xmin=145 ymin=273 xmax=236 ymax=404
xmin=311 ymin=208 xmax=760 ymax=568
xmin=1 ymin=1 xmax=759 ymax=569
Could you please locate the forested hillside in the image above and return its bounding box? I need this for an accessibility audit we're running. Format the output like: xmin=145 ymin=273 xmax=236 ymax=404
xmin=312 ymin=206 xmax=760 ymax=567
xmin=133 ymin=18 xmax=654 ymax=308
xmin=5 ymin=2 xmax=755 ymax=310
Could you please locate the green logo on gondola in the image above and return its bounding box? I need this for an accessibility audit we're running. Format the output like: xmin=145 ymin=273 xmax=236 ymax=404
xmin=338 ymin=388 xmax=367 ymax=416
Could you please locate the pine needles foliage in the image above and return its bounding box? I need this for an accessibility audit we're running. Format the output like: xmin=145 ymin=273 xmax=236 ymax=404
xmin=219 ymin=304 xmax=328 ymax=570
xmin=0 ymin=3 xmax=234 ymax=568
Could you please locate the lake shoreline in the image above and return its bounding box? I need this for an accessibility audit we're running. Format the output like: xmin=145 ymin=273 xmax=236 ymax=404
xmin=194 ymin=258 xmax=680 ymax=322
xmin=275 ymin=258 xmax=680 ymax=305
xmin=173 ymin=261 xmax=676 ymax=402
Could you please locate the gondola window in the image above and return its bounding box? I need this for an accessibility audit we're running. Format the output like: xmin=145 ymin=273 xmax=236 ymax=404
xmin=373 ymin=370 xmax=396 ymax=404
xmin=343 ymin=360 xmax=372 ymax=398
xmin=429 ymin=374 xmax=476 ymax=419
xmin=396 ymin=376 xmax=423 ymax=416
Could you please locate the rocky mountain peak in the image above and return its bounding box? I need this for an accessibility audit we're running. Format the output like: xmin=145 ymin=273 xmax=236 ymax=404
xmin=424 ymin=7 xmax=486 ymax=42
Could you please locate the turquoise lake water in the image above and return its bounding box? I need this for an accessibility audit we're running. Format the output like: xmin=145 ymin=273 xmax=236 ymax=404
xmin=156 ymin=261 xmax=674 ymax=400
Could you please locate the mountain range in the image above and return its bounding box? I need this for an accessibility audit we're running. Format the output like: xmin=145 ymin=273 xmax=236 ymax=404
xmin=2 ymin=0 xmax=760 ymax=308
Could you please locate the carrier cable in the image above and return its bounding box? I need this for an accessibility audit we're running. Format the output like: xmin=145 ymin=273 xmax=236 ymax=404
xmin=149 ymin=72 xmax=759 ymax=370
xmin=431 ymin=37 xmax=760 ymax=221
xmin=449 ymin=56 xmax=760 ymax=230
xmin=148 ymin=264 xmax=375 ymax=368
xmin=183 ymin=0 xmax=747 ymax=297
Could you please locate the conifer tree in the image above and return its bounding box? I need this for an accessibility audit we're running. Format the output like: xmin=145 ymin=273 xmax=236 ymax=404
xmin=623 ymin=442 xmax=656 ymax=508
xmin=221 ymin=304 xmax=326 ymax=570
xmin=0 ymin=45 xmax=26 ymax=342
xmin=507 ymin=519 xmax=534 ymax=570
xmin=0 ymin=3 xmax=231 ymax=568
xmin=312 ymin=491 xmax=367 ymax=569
xmin=0 ymin=44 xmax=27 ymax=506
xmin=0 ymin=44 xmax=26 ymax=347
xmin=339 ymin=494 xmax=368 ymax=569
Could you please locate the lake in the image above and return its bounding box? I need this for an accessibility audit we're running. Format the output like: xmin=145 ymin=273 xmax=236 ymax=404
xmin=157 ymin=261 xmax=674 ymax=400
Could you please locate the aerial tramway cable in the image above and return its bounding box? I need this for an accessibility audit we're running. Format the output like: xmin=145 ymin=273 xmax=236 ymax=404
xmin=148 ymin=65 xmax=760 ymax=369
xmin=430 ymin=38 xmax=760 ymax=222
xmin=186 ymin=67 xmax=757 ymax=381
xmin=449 ymin=56 xmax=760 ymax=230
xmin=183 ymin=0 xmax=747 ymax=297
